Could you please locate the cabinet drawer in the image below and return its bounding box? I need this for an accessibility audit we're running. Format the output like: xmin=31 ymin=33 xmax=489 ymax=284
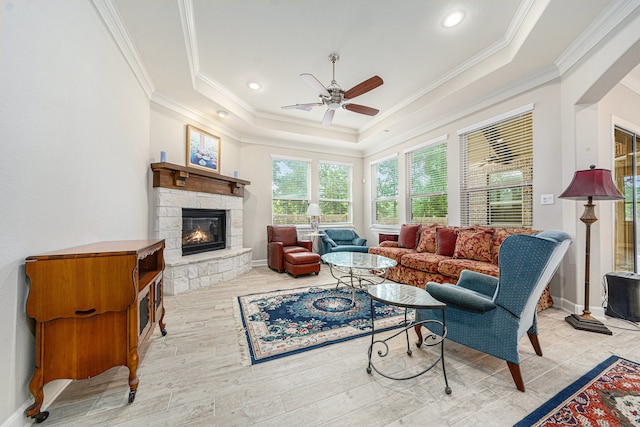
xmin=26 ymin=256 xmax=137 ymax=322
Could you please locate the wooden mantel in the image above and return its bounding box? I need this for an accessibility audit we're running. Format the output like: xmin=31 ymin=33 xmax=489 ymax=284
xmin=150 ymin=162 xmax=250 ymax=197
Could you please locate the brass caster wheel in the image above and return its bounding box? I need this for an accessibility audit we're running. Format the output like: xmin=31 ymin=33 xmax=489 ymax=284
xmin=445 ymin=386 xmax=452 ymax=395
xmin=161 ymin=328 xmax=167 ymax=336
xmin=128 ymin=390 xmax=136 ymax=404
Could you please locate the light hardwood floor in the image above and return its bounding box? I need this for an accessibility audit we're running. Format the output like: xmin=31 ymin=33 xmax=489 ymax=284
xmin=40 ymin=266 xmax=640 ymax=426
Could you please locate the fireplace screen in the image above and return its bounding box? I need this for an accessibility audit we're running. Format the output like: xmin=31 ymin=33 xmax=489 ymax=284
xmin=182 ymin=208 xmax=226 ymax=256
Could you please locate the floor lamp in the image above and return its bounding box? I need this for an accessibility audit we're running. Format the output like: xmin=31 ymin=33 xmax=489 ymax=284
xmin=559 ymin=165 xmax=624 ymax=335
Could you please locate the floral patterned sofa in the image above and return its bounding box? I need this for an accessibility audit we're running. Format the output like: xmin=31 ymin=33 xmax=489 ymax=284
xmin=368 ymin=224 xmax=554 ymax=311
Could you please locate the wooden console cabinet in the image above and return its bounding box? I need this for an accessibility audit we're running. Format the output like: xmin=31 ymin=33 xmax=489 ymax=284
xmin=24 ymin=240 xmax=166 ymax=423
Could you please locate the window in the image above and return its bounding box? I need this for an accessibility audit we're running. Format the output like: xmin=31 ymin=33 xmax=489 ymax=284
xmin=459 ymin=105 xmax=533 ymax=227
xmin=371 ymin=155 xmax=399 ymax=225
xmin=319 ymin=161 xmax=352 ymax=224
xmin=406 ymin=136 xmax=447 ymax=225
xmin=613 ymin=126 xmax=640 ymax=272
xmin=271 ymin=156 xmax=310 ymax=225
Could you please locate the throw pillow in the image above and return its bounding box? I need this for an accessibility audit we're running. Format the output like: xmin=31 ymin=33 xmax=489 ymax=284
xmin=454 ymin=229 xmax=494 ymax=263
xmin=398 ymin=224 xmax=421 ymax=249
xmin=416 ymin=225 xmax=437 ymax=253
xmin=436 ymin=227 xmax=458 ymax=257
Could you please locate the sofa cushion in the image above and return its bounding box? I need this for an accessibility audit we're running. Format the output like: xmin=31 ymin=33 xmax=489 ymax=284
xmin=398 ymin=224 xmax=421 ymax=249
xmin=436 ymin=227 xmax=457 ymax=256
xmin=368 ymin=246 xmax=416 ymax=264
xmin=453 ymin=228 xmax=494 ymax=263
xmin=437 ymin=258 xmax=499 ymax=280
xmin=401 ymin=252 xmax=448 ymax=273
xmin=416 ymin=225 xmax=437 ymax=253
xmin=380 ymin=240 xmax=399 ymax=248
xmin=325 ymin=229 xmax=357 ymax=244
xmin=329 ymin=245 xmax=369 ymax=253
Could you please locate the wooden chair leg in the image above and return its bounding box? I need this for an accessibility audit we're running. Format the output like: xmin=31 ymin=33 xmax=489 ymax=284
xmin=528 ymin=332 xmax=543 ymax=356
xmin=507 ymin=362 xmax=526 ymax=392
xmin=414 ymin=325 xmax=423 ymax=347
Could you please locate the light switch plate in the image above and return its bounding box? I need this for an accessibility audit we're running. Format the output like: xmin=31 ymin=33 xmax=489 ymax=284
xmin=541 ymin=194 xmax=554 ymax=205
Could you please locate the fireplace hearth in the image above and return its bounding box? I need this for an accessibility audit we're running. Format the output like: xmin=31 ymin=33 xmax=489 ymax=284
xmin=182 ymin=208 xmax=226 ymax=256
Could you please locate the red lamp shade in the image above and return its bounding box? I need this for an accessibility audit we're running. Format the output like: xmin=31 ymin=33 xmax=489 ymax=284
xmin=559 ymin=165 xmax=624 ymax=200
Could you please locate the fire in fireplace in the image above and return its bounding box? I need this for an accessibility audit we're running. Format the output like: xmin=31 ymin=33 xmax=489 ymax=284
xmin=182 ymin=208 xmax=226 ymax=256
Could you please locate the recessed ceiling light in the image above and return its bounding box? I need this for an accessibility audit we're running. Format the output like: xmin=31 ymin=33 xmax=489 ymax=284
xmin=217 ymin=111 xmax=228 ymax=118
xmin=443 ymin=11 xmax=464 ymax=28
xmin=248 ymin=82 xmax=261 ymax=90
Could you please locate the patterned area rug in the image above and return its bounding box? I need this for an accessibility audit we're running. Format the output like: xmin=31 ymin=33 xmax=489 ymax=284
xmin=237 ymin=284 xmax=410 ymax=364
xmin=515 ymin=355 xmax=640 ymax=426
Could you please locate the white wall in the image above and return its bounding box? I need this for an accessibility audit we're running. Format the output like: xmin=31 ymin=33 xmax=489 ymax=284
xmin=0 ymin=1 xmax=151 ymax=424
xmin=148 ymin=102 xmax=242 ymax=177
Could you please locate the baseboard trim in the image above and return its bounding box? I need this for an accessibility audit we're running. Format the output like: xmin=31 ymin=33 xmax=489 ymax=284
xmin=2 ymin=380 xmax=71 ymax=427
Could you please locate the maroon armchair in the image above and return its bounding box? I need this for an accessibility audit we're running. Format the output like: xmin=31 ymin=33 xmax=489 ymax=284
xmin=267 ymin=225 xmax=313 ymax=273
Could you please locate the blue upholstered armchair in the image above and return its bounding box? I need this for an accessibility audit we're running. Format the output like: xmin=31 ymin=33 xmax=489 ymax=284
xmin=319 ymin=229 xmax=368 ymax=256
xmin=414 ymin=230 xmax=572 ymax=392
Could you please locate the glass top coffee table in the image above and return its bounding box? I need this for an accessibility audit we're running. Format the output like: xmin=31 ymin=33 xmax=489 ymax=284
xmin=321 ymin=252 xmax=397 ymax=306
xmin=367 ymin=282 xmax=451 ymax=393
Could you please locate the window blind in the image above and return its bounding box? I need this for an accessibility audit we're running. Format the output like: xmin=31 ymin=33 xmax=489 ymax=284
xmin=271 ymin=157 xmax=311 ymax=225
xmin=319 ymin=161 xmax=352 ymax=224
xmin=406 ymin=139 xmax=447 ymax=225
xmin=459 ymin=109 xmax=533 ymax=227
xmin=371 ymin=155 xmax=399 ymax=225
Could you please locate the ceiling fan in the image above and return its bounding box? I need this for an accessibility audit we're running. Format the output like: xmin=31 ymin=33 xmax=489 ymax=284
xmin=282 ymin=53 xmax=383 ymax=126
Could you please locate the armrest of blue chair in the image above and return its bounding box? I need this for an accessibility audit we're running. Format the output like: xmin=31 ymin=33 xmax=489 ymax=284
xmin=425 ymin=282 xmax=498 ymax=313
xmin=321 ymin=235 xmax=337 ymax=247
xmin=456 ymin=270 xmax=499 ymax=298
xmin=353 ymin=237 xmax=367 ymax=246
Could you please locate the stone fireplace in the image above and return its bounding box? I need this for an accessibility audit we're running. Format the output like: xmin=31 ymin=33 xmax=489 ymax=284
xmin=151 ymin=162 xmax=252 ymax=295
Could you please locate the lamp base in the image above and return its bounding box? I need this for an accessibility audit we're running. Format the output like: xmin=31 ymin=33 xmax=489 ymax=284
xmin=565 ymin=313 xmax=612 ymax=335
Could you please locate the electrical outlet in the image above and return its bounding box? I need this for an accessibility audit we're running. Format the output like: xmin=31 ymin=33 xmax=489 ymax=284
xmin=541 ymin=194 xmax=554 ymax=205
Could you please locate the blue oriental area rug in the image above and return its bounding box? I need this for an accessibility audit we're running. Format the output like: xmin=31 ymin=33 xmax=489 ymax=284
xmin=237 ymin=285 xmax=410 ymax=364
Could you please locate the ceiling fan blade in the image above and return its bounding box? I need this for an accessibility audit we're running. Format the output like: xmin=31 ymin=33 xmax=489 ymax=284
xmin=344 ymin=75 xmax=383 ymax=99
xmin=300 ymin=73 xmax=331 ymax=98
xmin=321 ymin=109 xmax=335 ymax=126
xmin=281 ymin=102 xmax=324 ymax=112
xmin=344 ymin=103 xmax=379 ymax=116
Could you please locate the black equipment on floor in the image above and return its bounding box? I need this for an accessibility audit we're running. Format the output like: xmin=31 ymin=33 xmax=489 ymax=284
xmin=605 ymin=271 xmax=640 ymax=322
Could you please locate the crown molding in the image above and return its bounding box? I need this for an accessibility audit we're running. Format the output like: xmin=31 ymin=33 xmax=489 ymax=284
xmin=362 ymin=0 xmax=541 ymax=135
xmin=621 ymin=73 xmax=640 ymax=95
xmin=151 ymin=93 xmax=241 ymax=141
xmin=555 ymin=0 xmax=640 ymax=75
xmin=91 ymin=0 xmax=155 ymax=98
xmin=362 ymin=65 xmax=559 ymax=158
xmin=177 ymin=0 xmax=198 ymax=86
xmin=240 ymin=134 xmax=364 ymax=159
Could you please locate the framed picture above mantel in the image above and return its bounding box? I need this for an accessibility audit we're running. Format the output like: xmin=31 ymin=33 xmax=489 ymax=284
xmin=186 ymin=125 xmax=220 ymax=173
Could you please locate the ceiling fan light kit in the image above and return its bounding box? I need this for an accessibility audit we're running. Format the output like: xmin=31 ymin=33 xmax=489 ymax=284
xmin=282 ymin=53 xmax=383 ymax=126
